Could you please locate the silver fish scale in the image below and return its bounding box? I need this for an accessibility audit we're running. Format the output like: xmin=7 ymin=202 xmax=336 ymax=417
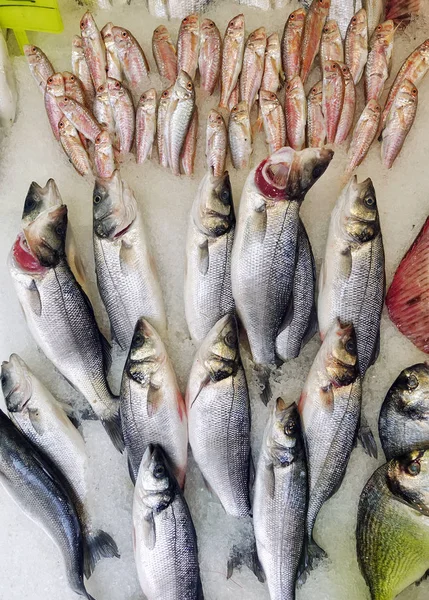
xmin=169 ymin=99 xmax=194 ymax=175
xmin=329 ymin=0 xmax=363 ymax=39
xmin=188 ymin=367 xmax=251 ymax=517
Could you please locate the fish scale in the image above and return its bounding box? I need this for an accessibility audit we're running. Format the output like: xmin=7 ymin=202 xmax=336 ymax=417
xmin=165 ymin=71 xmax=195 ymax=176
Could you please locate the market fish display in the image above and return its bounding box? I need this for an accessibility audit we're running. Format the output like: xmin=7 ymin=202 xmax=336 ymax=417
xmin=365 ymin=20 xmax=395 ymax=103
xmin=136 ymin=88 xmax=157 ymax=164
xmin=93 ymin=171 xmax=166 ymax=351
xmin=285 ymin=76 xmax=307 ymax=151
xmin=63 ymin=71 xmax=87 ymax=108
xmin=177 ymin=14 xmax=200 ymax=81
xmin=379 ymin=363 xmax=429 ymax=460
xmin=80 ymin=11 xmax=107 ymax=91
xmin=184 ymin=170 xmax=235 ymax=344
xmin=307 ymin=81 xmax=326 ymax=147
xmin=24 ymin=44 xmax=54 ymax=93
xmin=381 ymin=79 xmax=418 ymax=168
xmin=206 ymin=109 xmax=227 ymax=177
xmin=240 ymin=27 xmax=267 ymax=110
xmin=345 ymin=8 xmax=368 ymax=85
xmin=260 ymin=90 xmax=286 ymax=154
xmin=152 ymin=25 xmax=178 ymax=84
xmin=322 ymin=61 xmax=345 ymax=144
xmin=219 ymin=14 xmax=245 ymax=109
xmin=228 ymin=101 xmax=252 ymax=170
xmin=300 ymin=0 xmax=331 ymax=85
xmin=345 ymin=99 xmax=381 ymax=177
xmin=199 ymin=19 xmax=221 ymax=95
xmin=164 ymin=70 xmax=195 ymax=176
xmin=282 ymin=8 xmax=306 ymax=83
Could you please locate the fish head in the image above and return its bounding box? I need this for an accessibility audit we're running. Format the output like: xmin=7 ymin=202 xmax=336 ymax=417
xmin=344 ymin=176 xmax=379 ymax=242
xmin=365 ymin=99 xmax=381 ymax=121
xmin=230 ymin=100 xmax=250 ymax=123
xmin=390 ymin=364 xmax=429 ymax=420
xmin=388 ymin=449 xmax=429 ymax=516
xmin=348 ymin=9 xmax=367 ymax=34
xmin=287 ymin=147 xmax=334 ymax=200
xmin=58 ymin=117 xmax=76 ymax=138
xmin=153 ymin=25 xmax=170 ymax=42
xmin=287 ymin=8 xmax=306 ymax=29
xmin=101 ymin=22 xmax=113 ymax=37
xmin=71 ymin=35 xmax=84 ymax=53
xmin=180 ymin=13 xmax=199 ymax=33
xmin=372 ymin=20 xmax=395 ymax=45
xmin=22 ymin=178 xmax=62 ymax=227
xmin=227 ymin=14 xmax=245 ymax=37
xmin=247 ymin=27 xmax=266 ymax=50
xmin=201 ymin=19 xmax=217 ymax=39
xmin=160 ymin=86 xmax=173 ymax=107
xmin=266 ymin=32 xmax=280 ymax=53
xmin=23 ymin=204 xmax=67 ymax=268
xmin=315 ymin=0 xmax=331 ymax=13
xmin=398 ymin=80 xmax=418 ymax=105
xmin=175 ymin=70 xmax=195 ymax=101
xmin=111 ymin=26 xmax=133 ymax=51
xmin=93 ymin=170 xmax=137 ymax=240
xmin=46 ymin=73 xmax=64 ymax=97
xmin=196 ymin=170 xmax=234 ymax=236
xmin=285 ymin=75 xmax=304 ymax=99
xmin=201 ymin=315 xmax=239 ymax=382
xmin=57 ymin=95 xmax=78 ymax=113
xmin=95 ymin=129 xmax=113 ymax=150
xmin=23 ymin=45 xmax=48 ymax=70
xmin=323 ymin=19 xmax=340 ymax=40
xmin=208 ymin=109 xmax=224 ymax=130
xmin=96 ymin=83 xmax=110 ymax=103
xmin=135 ymin=445 xmax=174 ymax=512
xmin=323 ymin=60 xmax=342 ymax=81
xmin=267 ymin=398 xmax=303 ymax=466
xmin=62 ymin=71 xmax=79 ymax=91
xmin=254 ymin=146 xmax=295 ymax=200
xmin=138 ymin=88 xmax=157 ymax=111
xmin=79 ymin=11 xmax=97 ymax=38
xmin=126 ymin=318 xmax=164 ymax=385
xmin=308 ymin=81 xmax=323 ymax=104
xmin=325 ymin=320 xmax=359 ymax=385
xmin=259 ymin=90 xmax=280 ymax=113
xmin=338 ymin=63 xmax=352 ymax=83
xmin=107 ymin=78 xmax=126 ymax=99
xmin=1 ymin=354 xmax=33 ymax=414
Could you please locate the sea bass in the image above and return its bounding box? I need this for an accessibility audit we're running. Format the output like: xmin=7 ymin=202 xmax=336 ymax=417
xmin=219 ymin=14 xmax=245 ymax=109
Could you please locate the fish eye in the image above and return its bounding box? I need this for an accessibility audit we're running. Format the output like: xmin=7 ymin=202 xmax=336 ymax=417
xmin=133 ymin=332 xmax=145 ymax=347
xmin=407 ymin=461 xmax=421 ymax=476
xmin=312 ymin=164 xmax=324 ymax=179
xmin=153 ymin=464 xmax=165 ymax=479
xmin=412 ymin=88 xmax=418 ymax=96
xmin=323 ymin=26 xmax=328 ymax=32
xmin=95 ymin=134 xmax=101 ymax=144
xmin=98 ymin=84 xmax=105 ymax=92
xmin=290 ymin=14 xmax=295 ymax=20
xmin=115 ymin=81 xmax=121 ymax=89
xmin=80 ymin=22 xmax=84 ymax=29
xmin=186 ymin=82 xmax=193 ymax=90
xmin=183 ymin=17 xmax=188 ymax=22
xmin=32 ymin=46 xmax=38 ymax=52
xmin=352 ymin=17 xmax=357 ymax=23
xmin=93 ymin=194 xmax=102 ymax=204
xmin=55 ymin=225 xmax=65 ymax=236
xmin=63 ymin=97 xmax=69 ymax=103
xmin=408 ymin=374 xmax=419 ymax=390
xmin=59 ymin=120 xmax=64 ymax=128
xmin=345 ymin=338 xmax=356 ymax=354
xmin=70 ymin=75 xmax=75 ymax=81
xmin=47 ymin=77 xmax=53 ymax=84
xmin=122 ymin=31 xmax=127 ymax=38
xmin=162 ymin=91 xmax=168 ymax=98
xmin=284 ymin=419 xmax=296 ymax=435
xmin=220 ymin=189 xmax=230 ymax=202
xmin=364 ymin=195 xmax=375 ymax=208
xmin=377 ymin=25 xmax=382 ymax=31
xmin=224 ymin=330 xmax=236 ymax=348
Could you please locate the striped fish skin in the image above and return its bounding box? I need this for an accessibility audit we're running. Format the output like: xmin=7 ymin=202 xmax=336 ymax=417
xmin=307 ymin=80 xmax=326 ymax=147
xmin=157 ymin=86 xmax=173 ymax=168
xmin=322 ymin=60 xmax=345 ymax=144
xmin=177 ymin=14 xmax=200 ymax=80
xmin=329 ymin=0 xmax=363 ymax=38
xmin=93 ymin=82 xmax=116 ymax=137
xmin=240 ymin=27 xmax=267 ymax=110
xmin=56 ymin=95 xmax=101 ymax=142
xmin=345 ymin=99 xmax=381 ymax=177
xmin=206 ymin=109 xmax=227 ymax=177
xmin=136 ymin=88 xmax=157 ymax=164
xmin=300 ymin=0 xmax=331 ymax=85
xmin=101 ymin=23 xmax=123 ymax=82
xmin=260 ymin=90 xmax=286 ymax=154
xmin=345 ymin=8 xmax=368 ymax=85
xmin=107 ymin=78 xmax=135 ymax=155
xmin=365 ymin=20 xmax=395 ymax=103
xmin=261 ymin=32 xmax=282 ymax=93
xmin=112 ymin=26 xmax=150 ymax=90
xmin=364 ymin=0 xmax=384 ymax=37
xmin=181 ymin=106 xmax=198 ymax=176
xmin=80 ymin=11 xmax=107 ymax=90
xmin=71 ymin=36 xmax=95 ymax=107
xmin=44 ymin=73 xmax=65 ymax=140
xmin=285 ymin=75 xmax=307 ymax=151
xmin=63 ymin=71 xmax=87 ymax=108
xmin=219 ymin=14 xmax=245 ymax=109
xmin=282 ymin=8 xmax=306 ymax=83
xmin=152 ymin=25 xmax=178 ymax=84
xmin=24 ymin=44 xmax=54 ymax=93
xmin=94 ymin=130 xmax=116 ymax=179
xmin=199 ymin=19 xmax=221 ymax=95
xmin=335 ymin=62 xmax=356 ymax=144
xmin=58 ymin=117 xmax=91 ymax=177
xmin=320 ymin=19 xmax=344 ymax=71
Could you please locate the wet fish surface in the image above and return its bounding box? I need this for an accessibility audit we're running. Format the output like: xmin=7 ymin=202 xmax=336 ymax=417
xmin=101 ymin=23 xmax=123 ymax=82
xmin=240 ymin=27 xmax=267 ymax=110
xmin=157 ymin=86 xmax=173 ymax=168
xmin=330 ymin=0 xmax=363 ymax=38
xmin=320 ymin=19 xmax=344 ymax=70
xmin=24 ymin=44 xmax=54 ymax=93
xmin=282 ymin=8 xmax=306 ymax=83
xmin=219 ymin=14 xmax=245 ymax=109
xmin=72 ymin=36 xmax=95 ymax=107
xmin=107 ymin=78 xmax=135 ymax=154
xmin=335 ymin=63 xmax=356 ymax=144
xmin=365 ymin=20 xmax=395 ymax=103
xmin=136 ymin=88 xmax=157 ymax=164
xmin=58 ymin=117 xmax=92 ymax=177
xmin=112 ymin=26 xmax=150 ymax=90
xmin=345 ymin=99 xmax=381 ymax=176
xmin=261 ymin=33 xmax=282 ymax=93
xmin=199 ymin=19 xmax=221 ymax=95
xmin=165 ymin=70 xmax=195 ymax=176
xmin=307 ymin=81 xmax=326 ymax=147
xmin=300 ymin=0 xmax=331 ymax=84
xmin=260 ymin=90 xmax=286 ymax=154
xmin=80 ymin=11 xmax=107 ymax=91
xmin=381 ymin=79 xmax=418 ymax=168
xmin=285 ymin=75 xmax=307 ymax=151
xmin=322 ymin=60 xmax=345 ymax=144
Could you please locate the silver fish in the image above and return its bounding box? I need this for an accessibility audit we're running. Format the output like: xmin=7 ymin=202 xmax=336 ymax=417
xmin=101 ymin=23 xmax=123 ymax=82
xmin=330 ymin=0 xmax=363 ymax=39
xmin=363 ymin=0 xmax=384 ymax=37
xmin=228 ymin=100 xmax=252 ymax=170
xmin=157 ymin=86 xmax=173 ymax=168
xmin=107 ymin=78 xmax=135 ymax=154
xmin=136 ymin=88 xmax=157 ymax=164
xmin=24 ymin=44 xmax=54 ymax=93
xmin=164 ymin=70 xmax=195 ymax=176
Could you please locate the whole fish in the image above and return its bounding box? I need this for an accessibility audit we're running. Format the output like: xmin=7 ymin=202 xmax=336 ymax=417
xmin=381 ymin=79 xmax=418 ymax=168
xmin=345 ymin=8 xmax=368 ymax=84
xmin=58 ymin=117 xmax=92 ymax=177
xmin=260 ymin=90 xmax=286 ymax=154
xmin=44 ymin=73 xmax=65 ymax=140
xmin=181 ymin=107 xmax=198 ymax=176
xmin=164 ymin=71 xmax=195 ymax=176
xmin=329 ymin=0 xmax=363 ymax=38
xmin=111 ymin=26 xmax=150 ymax=90
xmin=356 ymin=450 xmax=429 ymax=600
xmin=345 ymin=99 xmax=381 ymax=177
xmin=120 ymin=319 xmax=187 ymax=486
xmin=133 ymin=445 xmax=203 ymax=600
xmin=93 ymin=171 xmax=167 ymax=351
xmin=24 ymin=44 xmax=54 ymax=93
xmin=379 ymin=364 xmax=429 ymax=461
xmin=285 ymin=75 xmax=307 ymax=150
xmin=282 ymin=8 xmax=306 ymax=83
xmin=206 ymin=109 xmax=227 ymax=177
xmin=71 ymin=36 xmax=95 ymax=107
xmin=300 ymin=0 xmax=331 ymax=84
xmin=80 ymin=11 xmax=107 ymax=90
xmin=364 ymin=0 xmax=384 ymax=37
xmin=1 ymin=354 xmax=119 ymax=576
xmin=177 ymin=14 xmax=200 ymax=81
xmin=219 ymin=14 xmax=245 ymax=109
xmin=231 ymin=147 xmax=333 ymax=400
xmin=381 ymin=39 xmax=429 ymax=130
xmin=184 ymin=171 xmax=235 ymax=344
xmin=0 ymin=32 xmax=17 ymax=127
xmin=254 ymin=399 xmax=307 ymax=600
xmin=320 ymin=19 xmax=344 ymax=70
xmin=63 ymin=71 xmax=87 ymax=108
xmin=365 ymin=20 xmax=395 ymax=103
xmin=9 ymin=206 xmax=123 ymax=452
xmin=228 ymin=100 xmax=252 ymax=170
xmin=240 ymin=27 xmax=267 ymax=109
xmin=107 ymin=78 xmax=135 ymax=154
xmin=307 ymin=80 xmax=326 ymax=147
xmin=318 ymin=176 xmax=385 ymax=377
xmin=335 ymin=62 xmax=356 ymax=143
xmin=199 ymin=19 xmax=221 ymax=95
xmin=0 ymin=410 xmax=96 ymax=599
xmin=157 ymin=86 xmax=173 ymax=168
xmin=275 ymin=221 xmax=317 ymax=361
xmin=187 ymin=314 xmax=251 ymax=517
xmin=299 ymin=319 xmax=362 ymax=567
xmin=101 ymin=23 xmax=123 ymax=82
xmin=136 ymin=88 xmax=157 ymax=164
xmin=94 ymin=130 xmax=115 ymax=179
xmin=57 ymin=95 xmax=101 ymax=142
xmin=322 ymin=60 xmax=345 ymax=144
xmin=152 ymin=25 xmax=178 ymax=84
xmin=261 ymin=33 xmax=282 ymax=93
xmin=93 ymin=83 xmax=116 ymax=137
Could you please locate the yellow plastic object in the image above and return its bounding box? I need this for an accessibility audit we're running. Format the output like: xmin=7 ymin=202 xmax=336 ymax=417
xmin=0 ymin=0 xmax=63 ymax=53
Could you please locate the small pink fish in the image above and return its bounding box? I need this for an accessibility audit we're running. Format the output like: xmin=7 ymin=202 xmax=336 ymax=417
xmin=322 ymin=60 xmax=345 ymax=144
xmin=345 ymin=99 xmax=381 ymax=178
xmin=228 ymin=82 xmax=239 ymax=112
xmin=58 ymin=117 xmax=92 ymax=176
xmin=345 ymin=9 xmax=368 ymax=85
xmin=181 ymin=108 xmax=198 ymax=176
xmin=80 ymin=11 xmax=107 ymax=90
xmin=300 ymin=0 xmax=331 ymax=84
xmin=57 ymin=95 xmax=101 ymax=142
xmin=63 ymin=72 xmax=87 ymax=108
xmin=112 ymin=26 xmax=149 ymax=90
xmin=365 ymin=20 xmax=395 ymax=103
xmin=261 ymin=33 xmax=282 ymax=93
xmin=136 ymin=88 xmax=157 ymax=164
xmin=206 ymin=109 xmax=227 ymax=177
xmin=24 ymin=45 xmax=54 ymax=93
xmin=320 ymin=19 xmax=344 ymax=70
xmin=307 ymin=80 xmax=326 ymax=148
xmin=94 ymin=130 xmax=116 ymax=179
xmin=152 ymin=25 xmax=177 ymax=84
xmin=101 ymin=23 xmax=123 ymax=82
xmin=157 ymin=86 xmax=173 ymax=168
xmin=44 ymin=73 xmax=65 ymax=140
xmin=240 ymin=27 xmax=267 ymax=110
xmin=107 ymin=78 xmax=135 ymax=155
xmin=335 ymin=63 xmax=356 ymax=144
xmin=219 ymin=14 xmax=245 ymax=110
xmin=199 ymin=19 xmax=221 ymax=95
xmin=177 ymin=14 xmax=200 ymax=80
xmin=282 ymin=8 xmax=306 ymax=83
xmin=71 ymin=36 xmax=95 ymax=107
xmin=285 ymin=75 xmax=306 ymax=150
xmin=260 ymin=90 xmax=286 ymax=154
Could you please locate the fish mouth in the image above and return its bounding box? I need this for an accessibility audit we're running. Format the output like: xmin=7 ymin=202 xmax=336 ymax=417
xmin=254 ymin=148 xmax=295 ymax=199
xmin=113 ymin=218 xmax=134 ymax=240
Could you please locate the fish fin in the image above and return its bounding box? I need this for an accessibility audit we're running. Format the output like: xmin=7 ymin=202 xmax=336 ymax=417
xmin=255 ymin=366 xmax=271 ymax=406
xmin=101 ymin=407 xmax=124 ymax=453
xmin=190 ymin=375 xmax=211 ymax=409
xmin=298 ymin=538 xmax=328 ymax=584
xmin=147 ymin=382 xmax=162 ymax=417
xmin=385 ymin=0 xmax=420 ymax=26
xmin=251 ymin=115 xmax=263 ymax=136
xmin=84 ymin=529 xmax=120 ymax=579
xmin=358 ymin=413 xmax=378 ymax=458
xmin=227 ymin=538 xmax=265 ymax=583
xmin=128 ymin=455 xmax=137 ymax=485
xmin=27 ymin=279 xmax=42 ymax=316
xmin=27 ymin=408 xmax=45 ymax=436
xmin=198 ymin=239 xmax=209 ymax=275
xmin=142 ymin=511 xmax=156 ymax=550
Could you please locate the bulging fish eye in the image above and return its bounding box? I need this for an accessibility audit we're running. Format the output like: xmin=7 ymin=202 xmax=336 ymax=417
xmin=153 ymin=463 xmax=165 ymax=479
xmin=407 ymin=461 xmax=421 ymax=476
xmin=122 ymin=31 xmax=127 ymax=38
xmin=56 ymin=224 xmax=65 ymax=236
xmin=80 ymin=21 xmax=85 ymax=29
xmin=323 ymin=26 xmax=328 ymax=33
xmin=364 ymin=195 xmax=375 ymax=208
xmin=220 ymin=188 xmax=230 ymax=202
xmin=70 ymin=75 xmax=75 ymax=81
xmin=224 ymin=330 xmax=236 ymax=348
xmin=32 ymin=46 xmax=38 ymax=52
xmin=47 ymin=76 xmax=53 ymax=84
xmin=115 ymin=81 xmax=121 ymax=89
xmin=133 ymin=332 xmax=145 ymax=347
xmin=162 ymin=91 xmax=169 ymax=98
xmin=345 ymin=338 xmax=356 ymax=354
xmin=352 ymin=17 xmax=357 ymax=23
xmin=95 ymin=134 xmax=101 ymax=144
xmin=63 ymin=97 xmax=69 ymax=103
xmin=312 ymin=164 xmax=325 ymax=179
xmin=59 ymin=120 xmax=64 ymax=129
xmin=183 ymin=17 xmax=189 ymax=23
xmin=93 ymin=194 xmax=102 ymax=204
xmin=412 ymin=88 xmax=418 ymax=97
xmin=186 ymin=81 xmax=193 ymax=90
xmin=284 ymin=419 xmax=296 ymax=435
xmin=290 ymin=14 xmax=295 ymax=20
xmin=408 ymin=374 xmax=419 ymax=390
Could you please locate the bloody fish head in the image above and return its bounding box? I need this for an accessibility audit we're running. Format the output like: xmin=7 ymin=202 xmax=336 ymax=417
xmin=287 ymin=147 xmax=334 ymax=200
xmin=254 ymin=146 xmax=295 ymax=200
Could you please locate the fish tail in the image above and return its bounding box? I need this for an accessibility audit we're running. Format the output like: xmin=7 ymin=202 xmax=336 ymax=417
xmin=256 ymin=367 xmax=272 ymax=406
xmin=358 ymin=413 xmax=378 ymax=459
xmin=84 ymin=529 xmax=120 ymax=579
xmin=385 ymin=0 xmax=420 ymax=26
xmin=297 ymin=537 xmax=328 ymax=584
xmin=102 ymin=407 xmax=124 ymax=453
xmin=227 ymin=538 xmax=266 ymax=583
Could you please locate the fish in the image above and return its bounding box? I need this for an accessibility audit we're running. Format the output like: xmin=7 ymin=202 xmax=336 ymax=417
xmin=320 ymin=19 xmax=344 ymax=70
xmin=111 ymin=26 xmax=150 ymax=90
xmin=94 ymin=130 xmax=116 ymax=179
xmin=157 ymin=86 xmax=173 ymax=168
xmin=318 ymin=176 xmax=385 ymax=378
xmin=71 ymin=36 xmax=95 ymax=107
xmin=120 ymin=320 xmax=187 ymax=486
xmin=56 ymin=95 xmax=101 ymax=142
xmin=24 ymin=44 xmax=54 ymax=93
xmin=322 ymin=61 xmax=345 ymax=143
xmin=93 ymin=171 xmax=167 ymax=351
xmin=228 ymin=82 xmax=240 ymax=112
xmin=199 ymin=19 xmax=221 ymax=95
xmin=184 ymin=170 xmax=235 ymax=344
xmin=0 ymin=410 xmax=96 ymax=599
xmin=307 ymin=80 xmax=326 ymax=147
xmin=228 ymin=101 xmax=252 ymax=170
xmin=335 ymin=62 xmax=356 ymax=143
xmin=58 ymin=117 xmax=92 ymax=177
xmin=282 ymin=8 xmax=306 ymax=83
xmin=261 ymin=33 xmax=282 ymax=93
xmin=365 ymin=20 xmax=395 ymax=103
xmin=381 ymin=39 xmax=429 ymax=131
xmin=181 ymin=106 xmax=198 ymax=176
xmin=231 ymin=147 xmax=334 ymax=400
xmin=9 ymin=205 xmax=123 ymax=452
xmin=136 ymin=88 xmax=157 ymax=164
xmin=101 ymin=23 xmax=123 ymax=82
xmin=219 ymin=14 xmax=245 ymax=109
xmin=356 ymin=449 xmax=429 ymax=600
xmin=300 ymin=0 xmax=331 ymax=85
xmin=164 ymin=70 xmax=195 ymax=176
xmin=381 ymin=79 xmax=418 ymax=168
xmin=386 ymin=214 xmax=429 ymax=354
xmin=1 ymin=354 xmax=120 ymax=576
xmin=187 ymin=314 xmax=250 ymax=517
xmin=379 ymin=364 xmax=429 ymax=461
xmin=133 ymin=445 xmax=203 ymax=599
xmin=345 ymin=8 xmax=368 ymax=85
xmin=275 ymin=220 xmax=317 ymax=361
xmin=44 ymin=73 xmax=65 ymax=140
xmin=0 ymin=32 xmax=17 ymax=127
xmin=79 ymin=11 xmax=107 ymax=90
xmin=177 ymin=14 xmax=200 ymax=81
xmin=345 ymin=99 xmax=381 ymax=177
xmin=363 ymin=0 xmax=384 ymax=37
xmin=93 ymin=83 xmax=116 ymax=137
xmin=253 ymin=398 xmax=307 ymax=600
xmin=147 ymin=0 xmax=169 ymax=19
xmin=385 ymin=0 xmax=421 ymax=25
xmin=206 ymin=109 xmax=227 ymax=177
xmin=152 ymin=25 xmax=178 ymax=84
xmin=329 ymin=0 xmax=363 ymax=38
xmin=299 ymin=319 xmax=362 ymax=568
xmin=260 ymin=90 xmax=286 ymax=154
xmin=63 ymin=71 xmax=87 ymax=109
xmin=107 ymin=78 xmax=135 ymax=154
xmin=240 ymin=27 xmax=267 ymax=110
xmin=285 ymin=75 xmax=307 ymax=151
